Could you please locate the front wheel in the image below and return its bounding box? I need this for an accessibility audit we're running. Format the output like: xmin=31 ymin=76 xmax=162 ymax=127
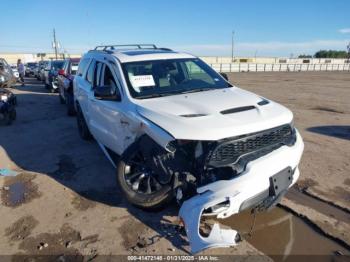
xmin=117 ymin=141 xmax=174 ymax=210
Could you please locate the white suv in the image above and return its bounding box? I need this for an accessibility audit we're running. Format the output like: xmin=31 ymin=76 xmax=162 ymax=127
xmin=74 ymin=45 xmax=304 ymax=253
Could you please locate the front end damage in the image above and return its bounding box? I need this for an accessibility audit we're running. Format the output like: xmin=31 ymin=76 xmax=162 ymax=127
xmin=150 ymin=124 xmax=304 ymax=253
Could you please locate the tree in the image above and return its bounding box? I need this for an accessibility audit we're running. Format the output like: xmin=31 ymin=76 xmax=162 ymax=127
xmin=314 ymin=50 xmax=348 ymax=58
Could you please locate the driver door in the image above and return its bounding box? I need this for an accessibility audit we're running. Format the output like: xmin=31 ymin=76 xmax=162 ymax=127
xmin=88 ymin=62 xmax=126 ymax=155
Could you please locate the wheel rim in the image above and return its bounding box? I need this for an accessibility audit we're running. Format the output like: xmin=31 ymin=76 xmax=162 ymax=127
xmin=124 ymin=150 xmax=164 ymax=195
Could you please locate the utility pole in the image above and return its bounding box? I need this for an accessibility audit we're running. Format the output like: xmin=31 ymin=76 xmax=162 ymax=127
xmin=231 ymin=31 xmax=235 ymax=63
xmin=347 ymin=42 xmax=350 ymax=60
xmin=53 ymin=29 xmax=58 ymax=60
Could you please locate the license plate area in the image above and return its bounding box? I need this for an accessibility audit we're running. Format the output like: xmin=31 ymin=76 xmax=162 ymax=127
xmin=269 ymin=167 xmax=293 ymax=196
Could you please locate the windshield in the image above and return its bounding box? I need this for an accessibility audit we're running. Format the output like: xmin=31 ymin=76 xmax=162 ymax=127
xmin=52 ymin=61 xmax=64 ymax=70
xmin=27 ymin=63 xmax=37 ymax=67
xmin=122 ymin=58 xmax=231 ymax=99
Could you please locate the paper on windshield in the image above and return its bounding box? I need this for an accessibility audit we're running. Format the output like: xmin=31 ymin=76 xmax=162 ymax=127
xmin=71 ymin=65 xmax=78 ymax=71
xmin=130 ymin=75 xmax=155 ymax=91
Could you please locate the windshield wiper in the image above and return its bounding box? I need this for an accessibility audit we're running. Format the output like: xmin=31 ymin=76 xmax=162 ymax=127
xmin=180 ymin=87 xmax=215 ymax=94
xmin=137 ymin=91 xmax=180 ymax=99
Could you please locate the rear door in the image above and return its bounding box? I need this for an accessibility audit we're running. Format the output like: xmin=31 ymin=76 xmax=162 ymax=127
xmin=88 ymin=62 xmax=126 ymax=154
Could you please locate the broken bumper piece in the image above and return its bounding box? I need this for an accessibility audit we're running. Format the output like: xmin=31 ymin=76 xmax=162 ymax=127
xmin=179 ymin=130 xmax=304 ymax=254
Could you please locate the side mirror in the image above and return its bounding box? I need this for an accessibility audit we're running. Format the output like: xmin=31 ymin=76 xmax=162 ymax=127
xmin=58 ymin=69 xmax=65 ymax=76
xmin=94 ymin=85 xmax=121 ymax=101
xmin=220 ymin=72 xmax=229 ymax=81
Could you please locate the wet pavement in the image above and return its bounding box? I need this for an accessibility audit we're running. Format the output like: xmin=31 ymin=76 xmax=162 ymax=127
xmin=286 ymin=187 xmax=350 ymax=224
xmin=219 ymin=207 xmax=349 ymax=261
xmin=1 ymin=173 xmax=41 ymax=207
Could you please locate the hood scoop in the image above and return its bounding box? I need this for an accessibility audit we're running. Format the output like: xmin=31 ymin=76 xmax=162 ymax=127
xmin=180 ymin=113 xmax=208 ymax=118
xmin=220 ymin=105 xmax=256 ymax=115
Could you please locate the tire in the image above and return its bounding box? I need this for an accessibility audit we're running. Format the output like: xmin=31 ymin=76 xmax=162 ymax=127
xmin=59 ymin=93 xmax=65 ymax=104
xmin=67 ymin=105 xmax=76 ymax=116
xmin=66 ymin=92 xmax=75 ymax=116
xmin=76 ymin=104 xmax=92 ymax=140
xmin=10 ymin=109 xmax=16 ymax=121
xmin=4 ymin=112 xmax=12 ymax=125
xmin=117 ymin=140 xmax=174 ymax=210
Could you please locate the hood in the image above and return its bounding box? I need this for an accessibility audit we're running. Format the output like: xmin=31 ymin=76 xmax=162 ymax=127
xmin=136 ymin=87 xmax=293 ymax=141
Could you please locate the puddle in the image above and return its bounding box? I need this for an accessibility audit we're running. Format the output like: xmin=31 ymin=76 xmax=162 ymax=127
xmin=51 ymin=155 xmax=78 ymax=181
xmin=12 ymin=223 xmax=88 ymax=262
xmin=7 ymin=182 xmax=26 ymax=205
xmin=286 ymin=187 xmax=350 ymax=224
xmin=216 ymin=207 xmax=349 ymax=260
xmin=1 ymin=173 xmax=41 ymax=207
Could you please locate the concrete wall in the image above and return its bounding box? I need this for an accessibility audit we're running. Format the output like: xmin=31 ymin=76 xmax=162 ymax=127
xmin=201 ymin=56 xmax=349 ymax=64
xmin=1 ymin=53 xmax=349 ymax=65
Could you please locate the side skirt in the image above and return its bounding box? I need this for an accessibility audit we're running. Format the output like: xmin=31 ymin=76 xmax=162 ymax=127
xmin=97 ymin=142 xmax=118 ymax=169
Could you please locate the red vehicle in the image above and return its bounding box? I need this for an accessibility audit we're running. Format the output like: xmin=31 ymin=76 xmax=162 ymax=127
xmin=57 ymin=58 xmax=80 ymax=115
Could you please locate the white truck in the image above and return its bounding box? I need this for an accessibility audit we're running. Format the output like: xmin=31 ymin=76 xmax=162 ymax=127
xmin=74 ymin=44 xmax=304 ymax=253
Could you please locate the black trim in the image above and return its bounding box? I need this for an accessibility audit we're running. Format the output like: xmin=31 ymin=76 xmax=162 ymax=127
xmin=220 ymin=106 xmax=256 ymax=115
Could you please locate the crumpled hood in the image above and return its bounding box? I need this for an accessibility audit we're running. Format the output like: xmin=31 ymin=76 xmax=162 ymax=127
xmin=136 ymin=87 xmax=293 ymax=141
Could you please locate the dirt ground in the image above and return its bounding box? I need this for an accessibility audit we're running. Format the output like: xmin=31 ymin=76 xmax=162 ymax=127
xmin=0 ymin=72 xmax=349 ymax=260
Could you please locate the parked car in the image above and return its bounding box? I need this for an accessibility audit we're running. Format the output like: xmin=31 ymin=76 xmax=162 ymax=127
xmin=10 ymin=65 xmax=19 ymax=81
xmin=57 ymin=58 xmax=80 ymax=115
xmin=0 ymin=87 xmax=17 ymax=125
xmin=25 ymin=62 xmax=38 ymax=77
xmin=74 ymin=45 xmax=304 ymax=253
xmin=44 ymin=60 xmax=64 ymax=92
xmin=38 ymin=61 xmax=49 ymax=81
xmin=34 ymin=61 xmax=44 ymax=80
xmin=0 ymin=58 xmax=16 ymax=88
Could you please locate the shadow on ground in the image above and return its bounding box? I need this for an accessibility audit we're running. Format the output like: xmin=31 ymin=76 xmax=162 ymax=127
xmin=0 ymin=78 xmax=187 ymax=253
xmin=307 ymin=126 xmax=350 ymax=141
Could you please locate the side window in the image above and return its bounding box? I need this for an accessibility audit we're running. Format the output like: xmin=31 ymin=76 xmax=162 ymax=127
xmin=63 ymin=61 xmax=69 ymax=73
xmin=77 ymin=58 xmax=90 ymax=77
xmin=86 ymin=60 xmax=95 ymax=84
xmin=94 ymin=62 xmax=103 ymax=88
xmin=101 ymin=65 xmax=121 ymax=97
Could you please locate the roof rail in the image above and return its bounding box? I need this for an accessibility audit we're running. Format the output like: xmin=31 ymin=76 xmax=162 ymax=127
xmin=94 ymin=44 xmax=158 ymax=51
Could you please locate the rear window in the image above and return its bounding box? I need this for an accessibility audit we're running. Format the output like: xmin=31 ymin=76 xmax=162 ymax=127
xmin=71 ymin=62 xmax=79 ymax=75
xmin=52 ymin=61 xmax=64 ymax=70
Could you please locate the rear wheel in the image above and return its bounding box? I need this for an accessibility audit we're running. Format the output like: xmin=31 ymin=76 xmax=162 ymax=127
xmin=76 ymin=104 xmax=92 ymax=140
xmin=3 ymin=112 xmax=12 ymax=125
xmin=59 ymin=91 xmax=65 ymax=104
xmin=117 ymin=140 xmax=174 ymax=210
xmin=9 ymin=109 xmax=16 ymax=121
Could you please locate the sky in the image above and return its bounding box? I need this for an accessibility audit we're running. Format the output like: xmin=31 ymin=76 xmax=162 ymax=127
xmin=1 ymin=0 xmax=349 ymax=57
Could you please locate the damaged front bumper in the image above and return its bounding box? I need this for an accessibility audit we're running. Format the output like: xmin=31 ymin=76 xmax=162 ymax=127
xmin=179 ymin=129 xmax=304 ymax=254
